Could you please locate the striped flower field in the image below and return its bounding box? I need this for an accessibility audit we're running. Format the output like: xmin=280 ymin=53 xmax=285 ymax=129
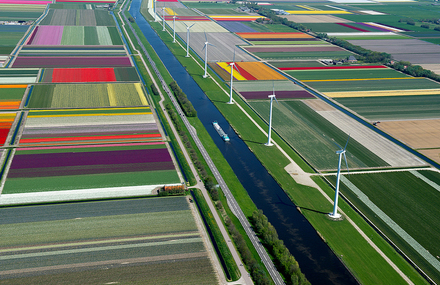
xmin=40 ymin=67 xmax=140 ymax=83
xmin=210 ymin=62 xmax=286 ymax=81
xmin=0 ymin=85 xmax=27 ymax=110
xmin=27 ymin=83 xmax=147 ymax=108
xmin=0 ymin=112 xmax=16 ymax=146
xmin=3 ymin=143 xmax=180 ymax=193
xmin=19 ymin=107 xmax=162 ymax=147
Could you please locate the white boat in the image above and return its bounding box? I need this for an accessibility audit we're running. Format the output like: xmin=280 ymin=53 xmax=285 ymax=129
xmin=212 ymin=121 xmax=230 ymax=142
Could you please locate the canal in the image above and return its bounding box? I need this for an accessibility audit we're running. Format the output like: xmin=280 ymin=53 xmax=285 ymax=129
xmin=129 ymin=2 xmax=357 ymax=284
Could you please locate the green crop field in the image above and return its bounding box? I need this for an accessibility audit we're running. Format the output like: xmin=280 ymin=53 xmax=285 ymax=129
xmin=61 ymin=26 xmax=84 ymax=45
xmin=0 ymin=197 xmax=218 ymax=285
xmin=250 ymin=100 xmax=388 ymax=170
xmin=327 ymin=170 xmax=440 ymax=284
xmin=3 ymin=170 xmax=180 ymax=194
xmin=84 ymin=26 xmax=100 ymax=45
xmin=0 ymin=88 xmax=26 ymax=100
xmin=287 ymin=68 xmax=409 ymax=81
xmin=27 ymin=83 xmax=146 ymax=108
xmin=335 ymin=94 xmax=440 ymax=120
xmin=254 ymin=51 xmax=353 ymax=60
xmin=306 ymin=78 xmax=440 ymax=92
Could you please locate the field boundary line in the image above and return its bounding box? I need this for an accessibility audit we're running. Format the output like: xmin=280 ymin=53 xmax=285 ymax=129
xmin=341 ymin=175 xmax=440 ymax=274
xmin=0 ymin=252 xmax=207 ymax=276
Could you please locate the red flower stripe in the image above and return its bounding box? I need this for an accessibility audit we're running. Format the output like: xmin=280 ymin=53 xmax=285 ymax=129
xmin=20 ymin=133 xmax=162 ymax=143
xmin=279 ymin=65 xmax=387 ymax=70
xmin=336 ymin=23 xmax=370 ymax=32
xmin=233 ymin=63 xmax=258 ymax=80
xmin=52 ymin=68 xmax=117 ymax=83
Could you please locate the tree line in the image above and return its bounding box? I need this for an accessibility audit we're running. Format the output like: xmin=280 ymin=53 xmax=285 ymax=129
xmin=251 ymin=210 xmax=310 ymax=285
xmin=169 ymin=81 xmax=197 ymax=117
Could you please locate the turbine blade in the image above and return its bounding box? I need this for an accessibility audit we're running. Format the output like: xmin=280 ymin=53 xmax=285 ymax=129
xmin=189 ymin=23 xmax=195 ymax=29
xmin=344 ymin=134 xmax=350 ymax=150
xmin=183 ymin=22 xmax=188 ymax=27
xmin=208 ymin=42 xmax=216 ymax=47
xmin=201 ymin=43 xmax=206 ymax=51
xmin=331 ymin=138 xmax=342 ymax=150
xmin=274 ymin=95 xmax=279 ymax=105
xmin=233 ymin=48 xmax=236 ymax=63
xmin=343 ymin=152 xmax=349 ymax=175
xmin=204 ymin=31 xmax=207 ymax=42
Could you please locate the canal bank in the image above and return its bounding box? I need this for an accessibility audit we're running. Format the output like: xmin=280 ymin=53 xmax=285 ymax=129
xmin=128 ymin=1 xmax=358 ymax=284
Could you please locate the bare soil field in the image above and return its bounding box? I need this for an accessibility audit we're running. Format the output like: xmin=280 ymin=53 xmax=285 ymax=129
xmin=377 ymin=119 xmax=440 ymax=149
xmin=419 ymin=149 xmax=440 ymax=165
xmin=304 ymin=100 xmax=427 ymax=167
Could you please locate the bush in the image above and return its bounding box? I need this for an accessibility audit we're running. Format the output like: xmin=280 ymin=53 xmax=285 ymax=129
xmin=151 ymin=84 xmax=159 ymax=96
xmin=434 ymin=26 xmax=440 ymax=31
xmin=128 ymin=16 xmax=135 ymax=23
xmin=421 ymin=23 xmax=430 ymax=29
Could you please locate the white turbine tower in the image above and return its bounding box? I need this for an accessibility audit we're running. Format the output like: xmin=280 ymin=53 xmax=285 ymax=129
xmin=227 ymin=48 xmax=239 ymax=104
xmin=329 ymin=135 xmax=350 ymax=219
xmin=162 ymin=7 xmax=166 ymax=31
xmin=154 ymin=0 xmax=157 ymax=21
xmin=265 ymin=84 xmax=278 ymax=146
xmin=172 ymin=13 xmax=178 ymax=43
xmin=183 ymin=22 xmax=195 ymax=58
xmin=202 ymin=32 xmax=215 ymax=78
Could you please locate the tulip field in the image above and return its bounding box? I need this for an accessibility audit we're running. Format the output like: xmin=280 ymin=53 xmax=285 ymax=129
xmin=0 ymin=2 xmax=182 ymax=199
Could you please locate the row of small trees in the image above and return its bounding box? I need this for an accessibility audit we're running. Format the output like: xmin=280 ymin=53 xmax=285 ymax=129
xmin=169 ymin=81 xmax=197 ymax=117
xmin=251 ymin=210 xmax=310 ymax=285
xmin=389 ymin=60 xmax=440 ymax=82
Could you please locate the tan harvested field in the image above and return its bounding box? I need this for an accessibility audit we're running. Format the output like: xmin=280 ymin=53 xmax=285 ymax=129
xmin=377 ymin=119 xmax=440 ymax=149
xmin=324 ymin=89 xmax=440 ymax=98
xmin=280 ymin=14 xmax=353 ymax=23
xmin=419 ymin=64 xmax=440 ymax=75
xmin=305 ymin=102 xmax=427 ymax=167
xmin=303 ymin=98 xmax=334 ymax=111
xmin=419 ymin=149 xmax=440 ymax=165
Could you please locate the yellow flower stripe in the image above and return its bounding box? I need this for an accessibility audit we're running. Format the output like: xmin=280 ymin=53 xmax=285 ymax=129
xmin=324 ymin=89 xmax=440 ymax=98
xmin=217 ymin=62 xmax=247 ymax=81
xmin=135 ymin=82 xmax=148 ymax=105
xmin=286 ymin=10 xmax=352 ymax=14
xmin=28 ymin=112 xmax=152 ymax=118
xmin=302 ymin=77 xmax=416 ymax=82
xmin=165 ymin=8 xmax=176 ymax=15
xmin=0 ymin=84 xmax=27 ymax=88
xmin=107 ymin=84 xmax=117 ymax=106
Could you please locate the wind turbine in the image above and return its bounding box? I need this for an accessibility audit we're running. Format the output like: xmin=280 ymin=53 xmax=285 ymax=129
xmin=227 ymin=48 xmax=240 ymax=104
xmin=183 ymin=22 xmax=195 ymax=57
xmin=202 ymin=32 xmax=215 ymax=78
xmin=265 ymin=83 xmax=278 ymax=146
xmin=329 ymin=135 xmax=350 ymax=219
xmin=172 ymin=13 xmax=178 ymax=43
